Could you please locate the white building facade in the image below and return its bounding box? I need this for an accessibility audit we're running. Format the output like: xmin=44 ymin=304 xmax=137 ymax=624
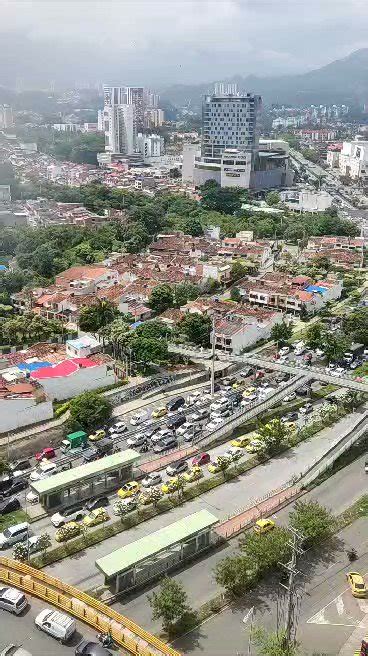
xmin=339 ymin=137 xmax=368 ymax=181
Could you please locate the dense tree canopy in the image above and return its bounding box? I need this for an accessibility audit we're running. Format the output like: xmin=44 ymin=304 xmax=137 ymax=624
xmin=69 ymin=391 xmax=112 ymax=431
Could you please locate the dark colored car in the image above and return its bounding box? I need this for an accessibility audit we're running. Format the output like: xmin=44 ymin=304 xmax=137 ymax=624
xmin=2 ymin=479 xmax=28 ymax=498
xmin=83 ymin=439 xmax=113 ymax=463
xmin=166 ymin=459 xmax=189 ymax=476
xmin=167 ymin=414 xmax=187 ymax=431
xmin=9 ymin=459 xmax=31 ymax=472
xmin=0 ymin=497 xmax=21 ymax=515
xmin=296 ymin=387 xmax=310 ymax=397
xmin=153 ymin=437 xmax=178 ymax=453
xmin=84 ymin=496 xmax=109 ymax=512
xmin=75 ymin=640 xmax=111 ymax=656
xmin=166 ymin=397 xmax=185 ymax=413
xmin=0 ymin=479 xmax=14 ymax=494
xmin=283 ymin=411 xmax=299 ymax=422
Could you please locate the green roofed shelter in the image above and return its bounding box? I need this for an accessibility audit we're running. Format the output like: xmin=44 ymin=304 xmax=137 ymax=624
xmin=30 ymin=449 xmax=140 ymax=510
xmin=96 ymin=509 xmax=218 ymax=593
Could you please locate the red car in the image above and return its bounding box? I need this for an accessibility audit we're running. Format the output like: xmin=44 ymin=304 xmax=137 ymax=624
xmin=35 ymin=447 xmax=56 ymax=462
xmin=192 ymin=452 xmax=210 ymax=467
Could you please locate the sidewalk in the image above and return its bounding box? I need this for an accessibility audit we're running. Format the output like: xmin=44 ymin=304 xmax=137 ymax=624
xmin=215 ymin=484 xmax=303 ymax=538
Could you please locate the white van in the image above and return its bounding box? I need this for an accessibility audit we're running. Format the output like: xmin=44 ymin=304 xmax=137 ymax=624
xmin=0 ymin=586 xmax=28 ymax=615
xmin=0 ymin=523 xmax=29 ymax=549
xmin=35 ymin=609 xmax=76 ymax=643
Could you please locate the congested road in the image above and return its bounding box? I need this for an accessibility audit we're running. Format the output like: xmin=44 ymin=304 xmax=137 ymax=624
xmin=1 ymin=367 xmax=345 ymax=554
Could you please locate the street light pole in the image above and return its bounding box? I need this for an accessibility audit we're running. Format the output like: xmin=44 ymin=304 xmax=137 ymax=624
xmin=211 ymin=314 xmax=216 ymax=397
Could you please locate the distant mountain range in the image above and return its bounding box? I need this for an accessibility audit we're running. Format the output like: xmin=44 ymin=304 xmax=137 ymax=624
xmin=161 ymin=49 xmax=368 ymax=109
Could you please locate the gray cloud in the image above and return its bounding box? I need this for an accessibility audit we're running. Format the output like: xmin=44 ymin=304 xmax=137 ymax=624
xmin=0 ymin=0 xmax=367 ymax=85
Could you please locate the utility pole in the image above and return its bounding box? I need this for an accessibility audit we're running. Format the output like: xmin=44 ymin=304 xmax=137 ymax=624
xmin=279 ymin=526 xmax=304 ymax=651
xmin=210 ymin=314 xmax=216 ymax=397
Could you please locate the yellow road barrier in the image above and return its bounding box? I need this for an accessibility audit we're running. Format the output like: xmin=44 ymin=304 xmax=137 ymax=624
xmin=0 ymin=557 xmax=181 ymax=656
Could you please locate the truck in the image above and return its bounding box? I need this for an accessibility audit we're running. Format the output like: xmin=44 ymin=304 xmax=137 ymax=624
xmin=60 ymin=431 xmax=87 ymax=454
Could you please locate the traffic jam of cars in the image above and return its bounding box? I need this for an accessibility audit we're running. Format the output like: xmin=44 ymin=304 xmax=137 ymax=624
xmin=0 ymin=365 xmax=330 ymax=551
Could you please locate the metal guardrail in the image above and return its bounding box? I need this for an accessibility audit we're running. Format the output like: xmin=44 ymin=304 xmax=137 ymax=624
xmin=194 ymin=374 xmax=309 ymax=448
xmin=169 ymin=345 xmax=368 ymax=392
xmin=300 ymin=413 xmax=368 ymax=486
xmin=0 ymin=557 xmax=181 ymax=656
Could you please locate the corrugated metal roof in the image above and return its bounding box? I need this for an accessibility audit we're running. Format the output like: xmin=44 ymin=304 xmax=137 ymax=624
xmin=96 ymin=510 xmax=218 ymax=577
xmin=30 ymin=449 xmax=140 ymax=495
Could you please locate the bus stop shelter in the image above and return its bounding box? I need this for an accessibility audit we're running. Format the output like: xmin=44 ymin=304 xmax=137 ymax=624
xmin=95 ymin=509 xmax=218 ymax=593
xmin=30 ymin=450 xmax=140 ymax=510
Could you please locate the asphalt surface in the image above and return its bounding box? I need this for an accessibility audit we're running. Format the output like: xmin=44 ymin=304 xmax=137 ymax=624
xmin=19 ymin=390 xmax=325 ymax=549
xmin=41 ymin=410 xmax=364 ymax=591
xmin=175 ymin=519 xmax=368 ymax=656
xmin=110 ymin=453 xmax=368 ymax=639
xmin=0 ymin=595 xmax=103 ymax=656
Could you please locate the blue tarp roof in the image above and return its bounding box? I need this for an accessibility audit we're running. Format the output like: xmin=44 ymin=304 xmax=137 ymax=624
xmin=305 ymin=285 xmax=327 ymax=294
xmin=0 ymin=265 xmax=7 ymax=271
xmin=130 ymin=321 xmax=143 ymax=329
xmin=17 ymin=361 xmax=52 ymax=372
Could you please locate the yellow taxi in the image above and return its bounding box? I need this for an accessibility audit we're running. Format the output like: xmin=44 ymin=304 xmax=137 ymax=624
xmin=152 ymin=406 xmax=168 ymax=419
xmin=231 ymin=435 xmax=250 ymax=448
xmin=83 ymin=507 xmax=110 ymax=527
xmin=88 ymin=429 xmax=106 ymax=442
xmin=55 ymin=521 xmax=81 ymax=543
xmin=162 ymin=477 xmax=180 ymax=494
xmin=242 ymin=387 xmax=256 ymax=398
xmin=183 ymin=466 xmax=203 ymax=483
xmin=232 ymin=380 xmax=245 ymax=390
xmin=117 ymin=481 xmax=140 ymax=499
xmin=346 ymin=572 xmax=367 ymax=598
xmin=254 ymin=518 xmax=275 ymax=534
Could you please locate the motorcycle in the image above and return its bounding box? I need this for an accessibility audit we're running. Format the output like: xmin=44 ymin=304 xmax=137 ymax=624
xmin=96 ymin=632 xmax=113 ymax=648
xmin=347 ymin=547 xmax=357 ymax=562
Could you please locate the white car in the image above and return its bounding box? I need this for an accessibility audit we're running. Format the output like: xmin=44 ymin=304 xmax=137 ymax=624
xmin=130 ymin=411 xmax=148 ymax=426
xmin=141 ymin=472 xmax=162 ymax=487
xmin=108 ymin=421 xmax=127 ymax=435
xmin=207 ymin=417 xmax=224 ymax=431
xmin=186 ymin=391 xmax=202 ymax=405
xmin=0 ymin=587 xmax=27 ymax=615
xmin=26 ymin=490 xmax=39 ymax=504
xmin=30 ymin=462 xmax=58 ymax=482
xmin=279 ymin=346 xmax=290 ymax=356
xmin=51 ymin=506 xmax=85 ymax=527
xmin=177 ymin=422 xmax=195 ymax=436
xmin=315 ymin=348 xmax=325 ymax=357
xmin=282 ymin=392 xmax=297 ymax=403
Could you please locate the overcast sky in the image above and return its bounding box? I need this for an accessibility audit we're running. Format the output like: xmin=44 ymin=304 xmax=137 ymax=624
xmin=1 ymin=0 xmax=368 ymax=86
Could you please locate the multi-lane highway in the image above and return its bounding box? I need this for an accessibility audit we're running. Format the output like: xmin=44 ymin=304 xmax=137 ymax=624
xmin=39 ymin=409 xmax=363 ymax=591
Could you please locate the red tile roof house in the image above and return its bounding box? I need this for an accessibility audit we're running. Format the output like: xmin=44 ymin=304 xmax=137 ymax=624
xmin=238 ymin=273 xmax=343 ymax=314
xmin=306 ymin=236 xmax=365 ymax=251
xmin=212 ymin=306 xmax=283 ymax=355
xmin=303 ymin=248 xmax=362 ymax=269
